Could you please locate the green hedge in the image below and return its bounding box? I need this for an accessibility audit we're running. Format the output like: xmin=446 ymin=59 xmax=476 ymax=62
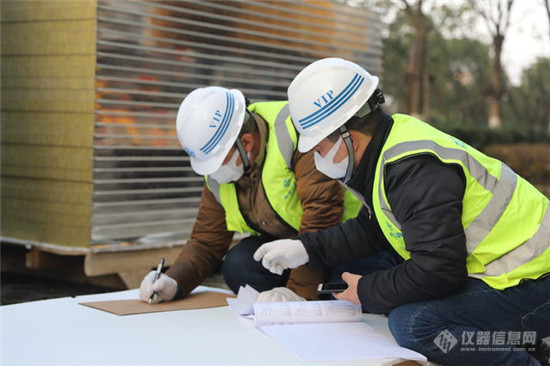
xmin=484 ymin=144 xmax=550 ymax=197
xmin=430 ymin=123 xmax=549 ymax=197
xmin=432 ymin=124 xmax=550 ymax=150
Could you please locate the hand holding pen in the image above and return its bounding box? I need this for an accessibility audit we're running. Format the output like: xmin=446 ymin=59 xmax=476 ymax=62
xmin=138 ymin=257 xmax=178 ymax=304
xmin=149 ymin=257 xmax=165 ymax=304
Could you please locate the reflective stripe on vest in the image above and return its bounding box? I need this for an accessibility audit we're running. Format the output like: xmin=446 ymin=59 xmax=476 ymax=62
xmin=374 ymin=114 xmax=549 ymax=289
xmin=478 ymin=207 xmax=550 ymax=277
xmin=378 ymin=140 xmax=518 ymax=254
xmin=274 ymin=104 xmax=294 ymax=168
xmin=256 ymin=101 xmax=303 ymax=232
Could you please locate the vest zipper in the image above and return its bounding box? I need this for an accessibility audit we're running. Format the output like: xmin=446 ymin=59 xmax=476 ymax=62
xmin=341 ymin=182 xmax=372 ymax=220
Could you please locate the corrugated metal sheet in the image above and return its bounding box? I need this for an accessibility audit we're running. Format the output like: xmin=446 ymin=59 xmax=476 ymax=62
xmin=92 ymin=0 xmax=382 ymax=245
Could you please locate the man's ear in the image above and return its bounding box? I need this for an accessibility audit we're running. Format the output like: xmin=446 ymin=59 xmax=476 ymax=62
xmin=240 ymin=133 xmax=255 ymax=152
xmin=349 ymin=130 xmax=359 ymax=149
xmin=349 ymin=130 xmax=367 ymax=152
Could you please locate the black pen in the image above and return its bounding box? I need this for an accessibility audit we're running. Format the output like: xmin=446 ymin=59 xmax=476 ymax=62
xmin=149 ymin=257 xmax=166 ymax=304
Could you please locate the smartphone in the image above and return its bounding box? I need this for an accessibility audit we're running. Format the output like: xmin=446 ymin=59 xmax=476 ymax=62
xmin=317 ymin=282 xmax=348 ymax=295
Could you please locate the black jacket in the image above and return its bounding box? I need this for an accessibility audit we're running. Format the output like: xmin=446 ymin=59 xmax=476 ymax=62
xmin=299 ymin=111 xmax=469 ymax=314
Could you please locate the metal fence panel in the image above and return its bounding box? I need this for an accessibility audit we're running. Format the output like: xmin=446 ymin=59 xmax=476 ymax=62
xmin=93 ymin=0 xmax=382 ymax=245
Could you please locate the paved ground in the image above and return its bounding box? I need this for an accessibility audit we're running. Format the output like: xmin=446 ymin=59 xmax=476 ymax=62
xmin=1 ymin=272 xmax=117 ymax=305
xmin=0 ymin=243 xmax=230 ymax=305
xmin=1 ymin=271 xmax=229 ymax=306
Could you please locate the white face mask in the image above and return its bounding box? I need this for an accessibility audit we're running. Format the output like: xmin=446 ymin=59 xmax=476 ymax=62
xmin=210 ymin=149 xmax=245 ymax=184
xmin=314 ymin=137 xmax=349 ymax=179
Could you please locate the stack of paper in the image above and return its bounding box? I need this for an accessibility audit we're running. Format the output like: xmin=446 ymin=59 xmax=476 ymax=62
xmin=227 ymin=285 xmax=362 ymax=325
xmin=227 ymin=285 xmax=427 ymax=363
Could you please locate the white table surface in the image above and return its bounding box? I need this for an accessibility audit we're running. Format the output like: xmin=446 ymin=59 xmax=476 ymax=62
xmin=1 ymin=286 xmax=410 ymax=366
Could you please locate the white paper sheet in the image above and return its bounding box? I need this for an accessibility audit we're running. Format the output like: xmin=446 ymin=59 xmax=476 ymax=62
xmin=227 ymin=285 xmax=259 ymax=315
xmin=258 ymin=321 xmax=427 ymax=362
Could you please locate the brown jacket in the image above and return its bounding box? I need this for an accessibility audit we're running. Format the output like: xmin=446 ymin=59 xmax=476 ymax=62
xmin=167 ymin=116 xmax=345 ymax=299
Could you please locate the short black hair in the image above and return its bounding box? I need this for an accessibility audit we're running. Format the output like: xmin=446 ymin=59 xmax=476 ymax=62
xmin=326 ymin=108 xmax=382 ymax=142
xmin=239 ymin=110 xmax=258 ymax=136
xmin=326 ymin=89 xmax=385 ymax=141
xmin=346 ymin=111 xmax=380 ymax=134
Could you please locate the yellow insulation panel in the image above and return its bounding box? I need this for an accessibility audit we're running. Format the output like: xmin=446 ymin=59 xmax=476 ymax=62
xmin=1 ymin=0 xmax=97 ymax=247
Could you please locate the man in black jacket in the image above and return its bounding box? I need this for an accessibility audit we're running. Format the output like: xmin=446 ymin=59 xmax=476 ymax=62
xmin=254 ymin=58 xmax=550 ymax=365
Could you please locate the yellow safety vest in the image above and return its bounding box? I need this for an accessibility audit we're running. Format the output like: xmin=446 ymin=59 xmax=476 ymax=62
xmin=206 ymin=101 xmax=362 ymax=234
xmin=373 ymin=114 xmax=550 ymax=290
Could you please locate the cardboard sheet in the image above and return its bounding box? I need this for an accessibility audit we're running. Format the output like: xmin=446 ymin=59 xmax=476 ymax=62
xmin=80 ymin=291 xmax=235 ymax=316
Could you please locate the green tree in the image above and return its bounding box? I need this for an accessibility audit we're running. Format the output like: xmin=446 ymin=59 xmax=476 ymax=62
xmin=383 ymin=7 xmax=492 ymax=128
xmin=381 ymin=9 xmax=413 ymax=112
xmin=505 ymin=58 xmax=550 ymax=132
xmin=428 ymin=36 xmax=491 ymax=127
xmin=468 ymin=0 xmax=516 ymax=129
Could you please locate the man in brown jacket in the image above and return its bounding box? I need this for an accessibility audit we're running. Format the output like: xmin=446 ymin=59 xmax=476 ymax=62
xmin=139 ymin=86 xmax=364 ymax=303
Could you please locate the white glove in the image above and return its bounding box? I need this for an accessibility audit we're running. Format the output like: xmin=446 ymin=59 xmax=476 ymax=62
xmin=257 ymin=287 xmax=305 ymax=302
xmin=253 ymin=239 xmax=309 ymax=275
xmin=138 ymin=271 xmax=178 ymax=304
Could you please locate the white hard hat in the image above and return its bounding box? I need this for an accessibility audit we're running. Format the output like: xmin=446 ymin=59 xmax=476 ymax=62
xmin=176 ymin=86 xmax=246 ymax=175
xmin=288 ymin=58 xmax=379 ymax=152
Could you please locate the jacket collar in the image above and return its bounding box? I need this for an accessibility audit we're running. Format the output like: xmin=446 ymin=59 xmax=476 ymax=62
xmin=347 ymin=111 xmax=394 ymax=200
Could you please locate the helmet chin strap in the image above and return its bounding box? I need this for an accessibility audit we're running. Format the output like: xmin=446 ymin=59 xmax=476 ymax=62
xmin=367 ymin=88 xmax=385 ymax=112
xmin=338 ymin=126 xmax=355 ymax=183
xmin=234 ymin=138 xmax=251 ymax=174
xmin=335 ymin=89 xmax=384 ymax=183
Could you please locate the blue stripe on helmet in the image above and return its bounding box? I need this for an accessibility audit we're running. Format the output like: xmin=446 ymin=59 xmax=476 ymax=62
xmin=300 ymin=74 xmax=364 ymax=129
xmin=299 ymin=74 xmax=364 ymax=130
xmin=200 ymin=92 xmax=234 ymax=154
xmin=298 ymin=74 xmax=361 ymax=126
